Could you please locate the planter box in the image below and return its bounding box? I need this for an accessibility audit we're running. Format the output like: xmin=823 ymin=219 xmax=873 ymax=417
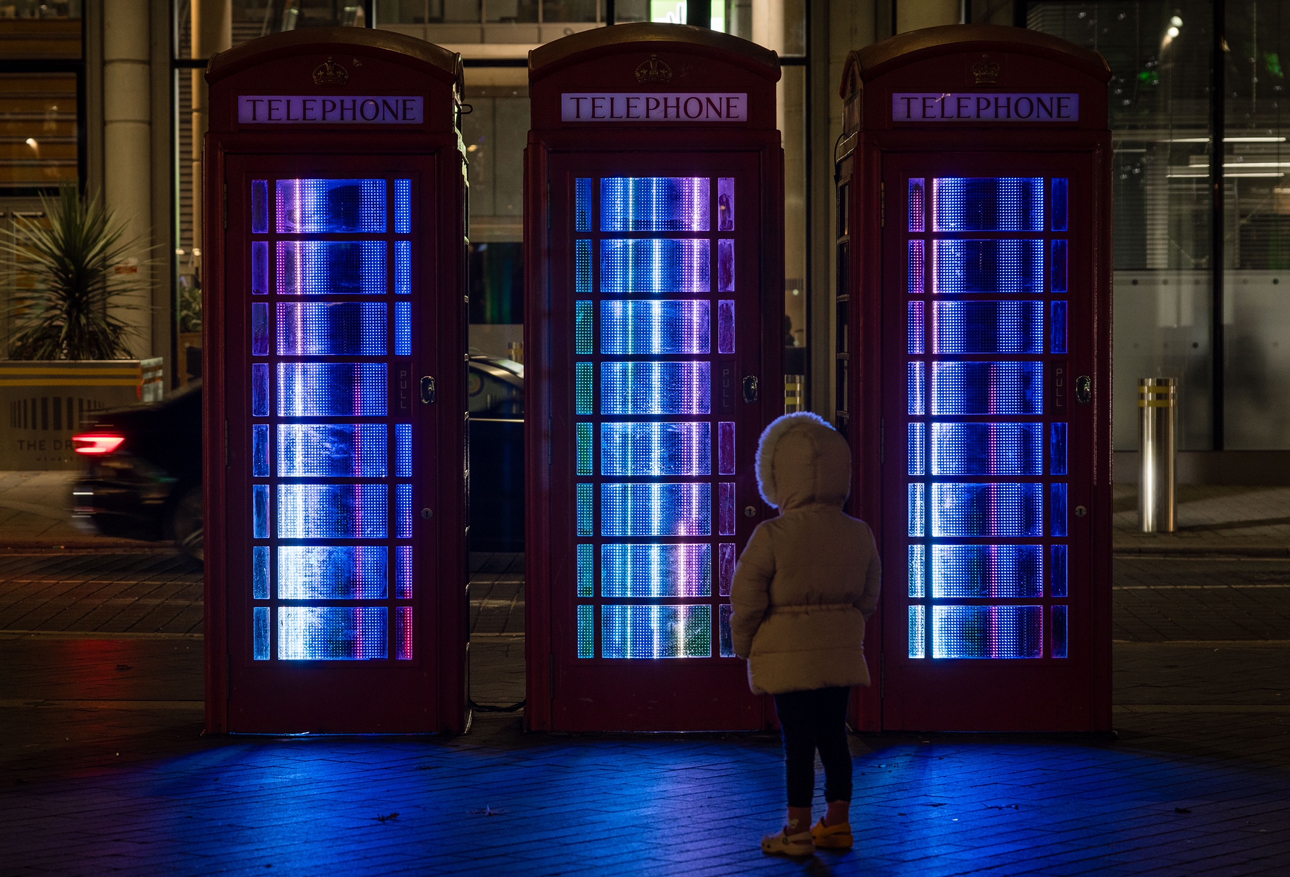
xmin=0 ymin=359 xmax=164 ymax=469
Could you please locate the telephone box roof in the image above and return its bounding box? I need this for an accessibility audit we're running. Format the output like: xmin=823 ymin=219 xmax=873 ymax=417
xmin=206 ymin=26 xmax=463 ymax=96
xmin=529 ymin=22 xmax=780 ymax=82
xmin=841 ymin=24 xmax=1110 ymax=98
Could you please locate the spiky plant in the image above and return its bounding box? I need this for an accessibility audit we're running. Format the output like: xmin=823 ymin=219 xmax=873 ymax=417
xmin=1 ymin=184 xmax=146 ymax=361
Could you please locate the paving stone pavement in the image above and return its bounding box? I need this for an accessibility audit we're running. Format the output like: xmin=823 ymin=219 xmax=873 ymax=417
xmin=0 ymin=485 xmax=1289 ymax=873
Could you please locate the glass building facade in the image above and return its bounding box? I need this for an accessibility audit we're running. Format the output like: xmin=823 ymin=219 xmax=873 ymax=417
xmin=1029 ymin=1 xmax=1290 ymax=450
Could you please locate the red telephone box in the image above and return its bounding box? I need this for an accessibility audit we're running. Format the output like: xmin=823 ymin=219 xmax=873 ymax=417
xmin=525 ymin=24 xmax=784 ymax=732
xmin=837 ymin=26 xmax=1112 ymax=732
xmin=203 ymin=29 xmax=469 ymax=733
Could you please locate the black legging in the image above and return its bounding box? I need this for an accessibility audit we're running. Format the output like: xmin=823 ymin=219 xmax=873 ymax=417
xmin=773 ymin=687 xmax=853 ymax=808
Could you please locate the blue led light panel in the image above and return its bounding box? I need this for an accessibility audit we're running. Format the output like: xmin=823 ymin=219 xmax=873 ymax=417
xmin=277 ymin=546 xmax=388 ymax=600
xmin=277 ymin=484 xmax=388 ymax=539
xmin=932 ymin=545 xmax=1043 ymax=598
xmin=931 ymin=482 xmax=1043 ymax=538
xmin=932 ymin=177 xmax=1044 ymax=232
xmin=600 ymin=361 xmax=710 ymax=415
xmin=252 ymin=303 xmax=269 ymax=355
xmin=600 ymin=177 xmax=710 ymax=232
xmin=276 ymin=179 xmax=386 ymax=234
xmin=600 ymin=300 xmax=710 ymax=355
xmin=601 ymin=239 xmax=710 ymax=294
xmin=601 ymin=422 xmax=711 ymax=476
xmin=277 ymin=363 xmax=387 ymax=417
xmin=577 ymin=605 xmax=594 ymax=658
xmin=252 ymin=363 xmax=268 ymax=416
xmin=277 ymin=302 xmax=386 ymax=356
xmin=933 ymin=240 xmax=1044 ymax=295
xmin=930 ymin=422 xmax=1043 ymax=476
xmin=278 ymin=606 xmax=388 ymax=660
xmin=909 ymin=606 xmax=926 ymax=659
xmin=395 ymin=301 xmax=411 ymax=356
xmin=908 ymin=361 xmax=925 ymax=415
xmin=601 ymin=604 xmax=712 ymax=659
xmin=601 ymin=544 xmax=712 ymax=597
xmin=253 ymin=607 xmax=269 ymax=659
xmin=576 ymin=178 xmax=592 ymax=231
xmin=908 ymin=483 xmax=924 ymax=537
xmin=932 ymin=605 xmax=1043 ymax=659
xmin=252 ymin=241 xmax=269 ymax=294
xmin=395 ymin=179 xmax=411 ymax=233
xmin=930 ymin=362 xmax=1042 ymax=416
xmin=908 ymin=545 xmax=925 ymax=598
xmin=277 ymin=424 xmax=387 ymax=477
xmin=933 ymin=300 xmax=1043 ymax=354
xmin=719 ymin=604 xmax=735 ymax=657
xmin=251 ymin=180 xmax=269 ymax=234
xmin=601 ymin=482 xmax=712 ymax=537
xmin=277 ymin=241 xmax=386 ymax=295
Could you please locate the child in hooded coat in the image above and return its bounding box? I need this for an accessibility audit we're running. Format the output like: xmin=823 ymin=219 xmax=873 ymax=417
xmin=730 ymin=411 xmax=881 ymax=857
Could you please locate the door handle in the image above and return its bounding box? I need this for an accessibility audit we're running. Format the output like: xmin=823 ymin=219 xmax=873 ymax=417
xmin=743 ymin=375 xmax=759 ymax=404
xmin=1075 ymin=375 xmax=1092 ymax=405
xmin=421 ymin=375 xmax=436 ymax=404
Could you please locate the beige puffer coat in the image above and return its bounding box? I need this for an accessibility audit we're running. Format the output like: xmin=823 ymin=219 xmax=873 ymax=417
xmin=730 ymin=412 xmax=881 ymax=695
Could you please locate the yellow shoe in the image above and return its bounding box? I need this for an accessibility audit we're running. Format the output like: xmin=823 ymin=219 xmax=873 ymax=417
xmin=761 ymin=826 xmax=815 ymax=857
xmin=811 ymin=818 xmax=853 ymax=850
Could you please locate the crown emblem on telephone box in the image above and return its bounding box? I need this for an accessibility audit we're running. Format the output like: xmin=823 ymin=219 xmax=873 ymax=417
xmin=971 ymin=54 xmax=1001 ymax=85
xmin=635 ymin=54 xmax=673 ymax=83
xmin=313 ymin=56 xmax=350 ymax=86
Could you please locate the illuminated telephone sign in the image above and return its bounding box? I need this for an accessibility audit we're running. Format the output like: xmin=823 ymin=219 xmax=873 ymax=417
xmin=203 ymin=30 xmax=469 ymax=733
xmin=836 ymin=26 xmax=1112 ymax=732
xmin=525 ymin=24 xmax=784 ymax=732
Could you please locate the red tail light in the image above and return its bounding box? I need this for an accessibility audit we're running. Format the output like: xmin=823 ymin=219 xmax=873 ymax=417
xmin=73 ymin=433 xmax=125 ymax=455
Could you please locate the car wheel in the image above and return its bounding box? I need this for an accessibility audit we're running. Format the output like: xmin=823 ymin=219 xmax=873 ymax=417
xmin=171 ymin=486 xmax=204 ymax=563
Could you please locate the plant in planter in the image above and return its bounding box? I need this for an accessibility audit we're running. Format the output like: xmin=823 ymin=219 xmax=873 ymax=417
xmin=1 ymin=183 xmax=147 ymax=360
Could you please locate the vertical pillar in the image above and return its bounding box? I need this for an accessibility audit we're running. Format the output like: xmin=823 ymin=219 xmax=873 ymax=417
xmin=812 ymin=0 xmax=878 ymax=421
xmin=192 ymin=0 xmax=233 ymax=294
xmin=895 ymin=0 xmax=959 ymax=33
xmin=103 ymin=0 xmax=152 ymax=358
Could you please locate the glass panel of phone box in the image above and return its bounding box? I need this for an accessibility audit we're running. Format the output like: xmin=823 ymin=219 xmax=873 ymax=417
xmin=248 ymin=177 xmax=416 ymax=662
xmin=572 ymin=176 xmax=741 ymax=661
xmin=905 ymin=177 xmax=1070 ymax=661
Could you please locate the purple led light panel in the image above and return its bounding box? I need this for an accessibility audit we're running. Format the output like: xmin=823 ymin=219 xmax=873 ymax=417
xmin=601 ymin=482 xmax=712 ymax=537
xmin=600 ymin=605 xmax=712 ymax=659
xmin=600 ymin=361 xmax=710 ymax=415
xmin=932 ymin=177 xmax=1044 ymax=232
xmin=600 ymin=544 xmax=712 ymax=598
xmin=600 ymin=239 xmax=710 ymax=295
xmin=278 ymin=607 xmax=388 ymax=661
xmin=600 ymin=422 xmax=710 ymax=476
xmin=277 ymin=424 xmax=387 ymax=477
xmin=277 ymin=546 xmax=389 ymax=600
xmin=277 ymin=484 xmax=388 ymax=539
xmin=932 ymin=605 xmax=1043 ymax=659
xmin=277 ymin=302 xmax=386 ymax=356
xmin=277 ymin=363 xmax=387 ymax=417
xmin=600 ymin=177 xmax=709 ymax=232
xmin=277 ymin=241 xmax=386 ymax=295
xmin=276 ymin=179 xmax=386 ymax=234
xmin=599 ymin=300 xmax=709 ymax=355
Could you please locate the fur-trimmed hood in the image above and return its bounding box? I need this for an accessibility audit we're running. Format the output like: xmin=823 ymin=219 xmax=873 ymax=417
xmin=754 ymin=411 xmax=851 ymax=511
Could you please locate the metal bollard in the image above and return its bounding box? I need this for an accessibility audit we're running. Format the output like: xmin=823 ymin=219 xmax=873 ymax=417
xmin=784 ymin=375 xmax=805 ymax=413
xmin=1138 ymin=377 xmax=1177 ymax=533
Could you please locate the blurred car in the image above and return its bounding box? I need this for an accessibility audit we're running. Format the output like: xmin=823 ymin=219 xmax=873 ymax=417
xmin=71 ymin=381 xmax=204 ymax=559
xmin=467 ymin=354 xmax=525 ymax=553
xmin=71 ymin=355 xmax=526 ymax=561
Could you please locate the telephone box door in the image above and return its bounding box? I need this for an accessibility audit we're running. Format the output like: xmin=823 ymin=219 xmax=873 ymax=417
xmin=544 ymin=153 xmax=767 ymax=731
xmin=883 ymin=152 xmax=1096 ymax=731
xmin=223 ymin=154 xmax=446 ymax=732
